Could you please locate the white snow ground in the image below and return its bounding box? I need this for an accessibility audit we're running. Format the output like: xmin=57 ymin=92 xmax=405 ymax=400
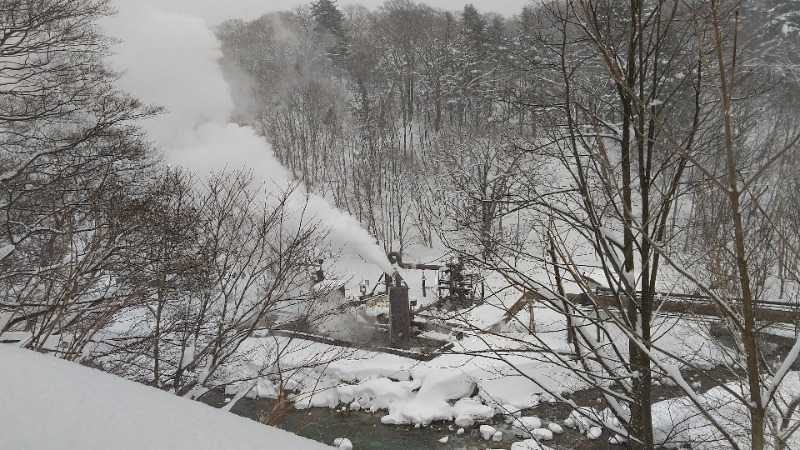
xmin=221 ymin=304 xmax=741 ymax=427
xmin=0 ymin=345 xmax=331 ymax=450
xmin=223 ymin=331 xmax=587 ymax=424
xmin=218 ymin=300 xmax=800 ymax=449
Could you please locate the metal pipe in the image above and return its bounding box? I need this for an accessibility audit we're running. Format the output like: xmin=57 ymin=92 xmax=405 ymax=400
xmin=387 ymin=251 xmax=442 ymax=271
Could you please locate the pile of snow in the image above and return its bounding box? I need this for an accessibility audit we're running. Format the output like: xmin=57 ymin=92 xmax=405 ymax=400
xmin=380 ymin=371 xmax=476 ymax=425
xmin=0 ymin=345 xmax=331 ymax=450
xmin=291 ymin=365 xmax=493 ymax=427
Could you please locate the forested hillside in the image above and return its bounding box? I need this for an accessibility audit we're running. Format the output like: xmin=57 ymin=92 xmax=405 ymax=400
xmin=216 ymin=0 xmax=800 ymax=262
xmin=217 ymin=4 xmax=800 ymax=446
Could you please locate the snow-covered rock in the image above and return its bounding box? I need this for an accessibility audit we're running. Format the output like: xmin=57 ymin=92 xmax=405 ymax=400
xmin=284 ymin=378 xmax=300 ymax=391
xmin=609 ymin=434 xmax=627 ymax=445
xmin=255 ymin=378 xmax=277 ymax=398
xmin=334 ymin=437 xmax=353 ymax=450
xmin=456 ymin=427 xmax=465 ymax=435
xmin=454 ymin=414 xmax=474 ymax=427
xmin=598 ymin=407 xmax=622 ymax=429
xmin=493 ymin=430 xmax=503 ymax=442
xmin=548 ymin=422 xmax=563 ymax=434
xmin=480 ymin=425 xmax=497 ymax=440
xmin=565 ymin=407 xmax=599 ymax=433
xmin=512 ymin=417 xmax=542 ymax=437
xmin=479 ymin=377 xmax=546 ymax=411
xmin=587 ymin=426 xmax=602 ymax=440
xmin=532 ymin=428 xmax=553 ymax=441
xmin=349 ymin=401 xmax=361 ymax=411
xmin=438 ymin=436 xmax=449 ymax=444
xmin=540 ymin=393 xmax=556 ymax=404
xmin=295 ymin=377 xmax=343 ymax=409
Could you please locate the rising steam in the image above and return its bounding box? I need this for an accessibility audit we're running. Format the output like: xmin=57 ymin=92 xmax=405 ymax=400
xmin=106 ymin=1 xmax=394 ymax=274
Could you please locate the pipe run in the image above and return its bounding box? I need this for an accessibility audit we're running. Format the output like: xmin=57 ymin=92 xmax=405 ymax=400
xmin=387 ymin=252 xmax=442 ymax=271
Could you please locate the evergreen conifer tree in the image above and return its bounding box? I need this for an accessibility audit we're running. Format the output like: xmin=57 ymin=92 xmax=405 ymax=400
xmin=310 ymin=0 xmax=350 ymax=67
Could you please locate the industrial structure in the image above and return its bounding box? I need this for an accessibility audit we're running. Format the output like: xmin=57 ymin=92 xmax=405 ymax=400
xmin=381 ymin=252 xmax=480 ymax=345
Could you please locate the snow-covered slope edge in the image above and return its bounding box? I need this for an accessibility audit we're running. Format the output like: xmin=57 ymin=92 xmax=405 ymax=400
xmin=0 ymin=345 xmax=331 ymax=450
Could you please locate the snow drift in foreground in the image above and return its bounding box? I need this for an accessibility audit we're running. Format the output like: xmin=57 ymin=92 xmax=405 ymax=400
xmin=0 ymin=345 xmax=331 ymax=450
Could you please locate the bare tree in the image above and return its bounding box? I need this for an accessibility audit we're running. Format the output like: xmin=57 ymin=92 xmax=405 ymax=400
xmin=102 ymin=171 xmax=333 ymax=399
xmin=0 ymin=0 xmax=159 ymax=350
xmin=470 ymin=1 xmax=800 ymax=449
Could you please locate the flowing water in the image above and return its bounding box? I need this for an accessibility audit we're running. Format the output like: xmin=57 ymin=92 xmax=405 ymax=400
xmin=201 ymin=389 xmax=520 ymax=449
xmin=199 ymin=386 xmax=625 ymax=449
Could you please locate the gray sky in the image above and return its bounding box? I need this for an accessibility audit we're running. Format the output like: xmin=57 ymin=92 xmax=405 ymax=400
xmin=133 ymin=0 xmax=534 ymax=24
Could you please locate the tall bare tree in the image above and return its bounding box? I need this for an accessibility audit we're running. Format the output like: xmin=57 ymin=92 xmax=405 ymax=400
xmin=0 ymin=0 xmax=158 ymax=350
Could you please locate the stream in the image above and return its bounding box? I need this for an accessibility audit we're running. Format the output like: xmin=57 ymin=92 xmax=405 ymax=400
xmin=200 ymin=389 xmax=523 ymax=449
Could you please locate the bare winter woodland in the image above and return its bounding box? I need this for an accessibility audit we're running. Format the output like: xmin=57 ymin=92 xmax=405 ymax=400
xmin=2 ymin=1 xmax=800 ymax=449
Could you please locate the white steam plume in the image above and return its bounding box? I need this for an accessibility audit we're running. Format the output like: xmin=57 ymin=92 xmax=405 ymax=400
xmin=106 ymin=1 xmax=393 ymax=274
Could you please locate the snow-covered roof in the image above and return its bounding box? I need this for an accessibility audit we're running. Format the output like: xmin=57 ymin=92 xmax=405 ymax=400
xmin=0 ymin=345 xmax=331 ymax=450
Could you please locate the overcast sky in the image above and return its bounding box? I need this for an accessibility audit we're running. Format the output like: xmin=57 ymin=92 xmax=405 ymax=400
xmin=105 ymin=0 xmax=536 ymax=148
xmin=130 ymin=0 xmax=534 ymax=24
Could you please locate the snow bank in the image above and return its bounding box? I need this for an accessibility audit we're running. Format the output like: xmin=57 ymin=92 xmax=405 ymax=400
xmin=454 ymin=397 xmax=495 ymax=421
xmin=381 ymin=370 xmax=476 ymax=425
xmin=0 ymin=345 xmax=331 ymax=450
